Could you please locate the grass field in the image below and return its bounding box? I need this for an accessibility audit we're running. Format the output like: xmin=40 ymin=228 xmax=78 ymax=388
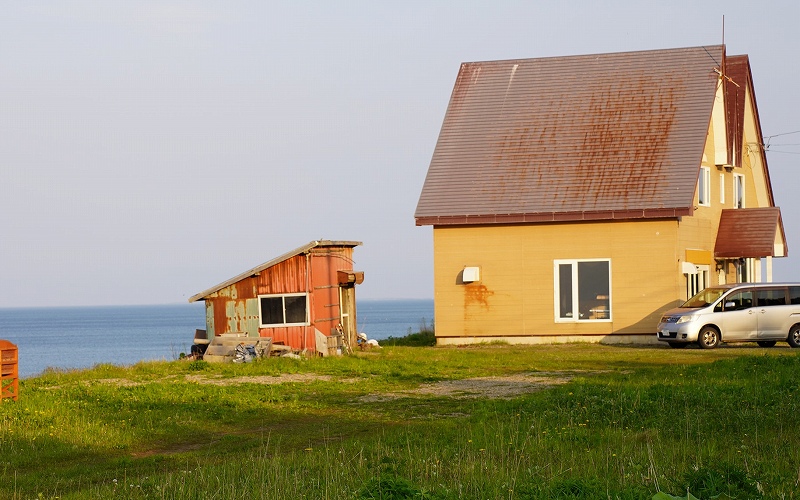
xmin=1 ymin=342 xmax=799 ymax=499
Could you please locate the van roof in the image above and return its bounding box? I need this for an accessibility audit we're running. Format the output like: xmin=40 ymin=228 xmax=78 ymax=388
xmin=709 ymin=283 xmax=800 ymax=290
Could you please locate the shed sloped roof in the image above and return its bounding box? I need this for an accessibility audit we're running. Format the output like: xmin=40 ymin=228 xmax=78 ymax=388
xmin=188 ymin=240 xmax=362 ymax=303
xmin=415 ymin=45 xmax=725 ymax=225
xmin=714 ymin=208 xmax=786 ymax=258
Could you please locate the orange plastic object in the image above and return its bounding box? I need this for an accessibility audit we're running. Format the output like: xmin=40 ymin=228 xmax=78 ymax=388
xmin=1 ymin=340 xmax=19 ymax=401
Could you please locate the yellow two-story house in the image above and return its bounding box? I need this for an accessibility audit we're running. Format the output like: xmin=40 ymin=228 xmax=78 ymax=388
xmin=415 ymin=45 xmax=787 ymax=345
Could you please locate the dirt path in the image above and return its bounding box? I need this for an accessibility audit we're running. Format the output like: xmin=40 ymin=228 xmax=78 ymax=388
xmin=88 ymin=371 xmax=577 ymax=400
xmin=360 ymin=372 xmax=574 ymax=401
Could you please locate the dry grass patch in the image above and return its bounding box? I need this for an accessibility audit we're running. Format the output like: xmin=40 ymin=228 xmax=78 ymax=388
xmin=183 ymin=373 xmax=368 ymax=386
xmin=361 ymin=371 xmax=577 ymax=402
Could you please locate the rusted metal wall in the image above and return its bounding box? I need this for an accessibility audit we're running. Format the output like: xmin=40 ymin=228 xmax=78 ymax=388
xmin=255 ymin=254 xmax=308 ymax=295
xmin=204 ymin=277 xmax=259 ymax=336
xmin=253 ymin=254 xmax=310 ymax=348
xmin=309 ymin=246 xmax=355 ymax=337
xmin=258 ymin=325 xmax=310 ymax=351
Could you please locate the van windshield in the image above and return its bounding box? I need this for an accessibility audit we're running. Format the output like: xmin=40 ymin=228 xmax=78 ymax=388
xmin=681 ymin=287 xmax=728 ymax=308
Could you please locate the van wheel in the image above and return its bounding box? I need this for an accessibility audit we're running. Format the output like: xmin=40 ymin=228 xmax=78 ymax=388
xmin=788 ymin=325 xmax=800 ymax=348
xmin=697 ymin=327 xmax=720 ymax=349
xmin=757 ymin=341 xmax=776 ymax=348
xmin=668 ymin=342 xmax=688 ymax=349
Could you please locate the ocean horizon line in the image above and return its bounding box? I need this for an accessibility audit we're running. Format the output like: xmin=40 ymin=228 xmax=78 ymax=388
xmin=0 ymin=297 xmax=434 ymax=311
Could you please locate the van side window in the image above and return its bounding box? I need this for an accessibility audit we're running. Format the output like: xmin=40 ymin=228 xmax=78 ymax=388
xmin=790 ymin=286 xmax=800 ymax=304
xmin=756 ymin=288 xmax=787 ymax=307
xmin=724 ymin=290 xmax=753 ymax=311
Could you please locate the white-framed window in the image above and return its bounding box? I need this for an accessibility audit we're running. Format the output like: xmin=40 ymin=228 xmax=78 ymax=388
xmin=733 ymin=173 xmax=745 ymax=209
xmin=698 ymin=167 xmax=711 ymax=206
xmin=554 ymin=259 xmax=611 ymax=322
xmin=258 ymin=293 xmax=309 ymax=327
xmin=686 ymin=264 xmax=710 ymax=299
xmin=719 ymin=173 xmax=725 ymax=204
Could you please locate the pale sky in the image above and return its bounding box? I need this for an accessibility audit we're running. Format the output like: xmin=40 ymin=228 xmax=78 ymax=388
xmin=2 ymin=1 xmax=799 ymax=307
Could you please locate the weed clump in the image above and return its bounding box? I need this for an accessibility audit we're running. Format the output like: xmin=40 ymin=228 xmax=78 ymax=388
xmin=356 ymin=474 xmax=449 ymax=500
xmin=382 ymin=319 xmax=436 ymax=347
xmin=187 ymin=360 xmax=209 ymax=371
xmin=662 ymin=461 xmax=762 ymax=499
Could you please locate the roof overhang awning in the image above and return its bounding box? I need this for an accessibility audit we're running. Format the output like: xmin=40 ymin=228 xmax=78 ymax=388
xmin=714 ymin=208 xmax=788 ymax=259
xmin=415 ymin=207 xmax=693 ymax=226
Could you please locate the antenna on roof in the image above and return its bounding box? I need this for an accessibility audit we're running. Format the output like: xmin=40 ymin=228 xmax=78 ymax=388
xmin=721 ymin=15 xmax=726 ymax=79
xmin=713 ymin=16 xmax=739 ymax=88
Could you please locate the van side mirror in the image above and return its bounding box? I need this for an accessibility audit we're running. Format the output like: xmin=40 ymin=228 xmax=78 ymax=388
xmin=725 ymin=301 xmax=736 ymax=309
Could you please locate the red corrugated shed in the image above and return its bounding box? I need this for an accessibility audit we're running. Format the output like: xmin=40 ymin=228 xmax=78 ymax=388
xmin=189 ymin=240 xmax=362 ymax=353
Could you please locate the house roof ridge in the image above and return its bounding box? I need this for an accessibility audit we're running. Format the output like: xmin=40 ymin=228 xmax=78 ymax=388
xmin=458 ymin=44 xmax=726 ymax=66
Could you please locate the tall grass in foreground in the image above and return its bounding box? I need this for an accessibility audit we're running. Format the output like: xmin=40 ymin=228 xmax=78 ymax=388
xmin=1 ymin=344 xmax=799 ymax=499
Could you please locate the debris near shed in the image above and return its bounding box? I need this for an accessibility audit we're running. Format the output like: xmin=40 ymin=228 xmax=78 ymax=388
xmin=356 ymin=332 xmax=381 ymax=350
xmin=188 ymin=331 xmax=301 ymax=363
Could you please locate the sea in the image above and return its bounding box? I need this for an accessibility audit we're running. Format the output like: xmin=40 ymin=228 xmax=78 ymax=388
xmin=0 ymin=299 xmax=434 ymax=379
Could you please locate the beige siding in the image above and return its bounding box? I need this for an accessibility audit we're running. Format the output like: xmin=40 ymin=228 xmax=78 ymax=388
xmin=433 ymin=220 xmax=681 ymax=340
xmin=679 ymin=94 xmax=775 ymax=289
xmin=677 ymin=100 xmax=750 ymax=291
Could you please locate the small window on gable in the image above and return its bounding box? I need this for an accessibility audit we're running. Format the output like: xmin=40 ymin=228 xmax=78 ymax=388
xmin=258 ymin=293 xmax=309 ymax=327
xmin=733 ymin=173 xmax=745 ymax=209
xmin=719 ymin=173 xmax=725 ymax=204
xmin=698 ymin=167 xmax=711 ymax=207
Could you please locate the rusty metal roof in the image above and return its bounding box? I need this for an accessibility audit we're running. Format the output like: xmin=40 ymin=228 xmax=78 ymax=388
xmin=714 ymin=208 xmax=786 ymax=258
xmin=415 ymin=45 xmax=726 ymax=225
xmin=189 ymin=240 xmax=362 ymax=303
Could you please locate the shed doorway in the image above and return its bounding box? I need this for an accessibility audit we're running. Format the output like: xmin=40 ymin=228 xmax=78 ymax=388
xmin=339 ymin=285 xmax=357 ymax=349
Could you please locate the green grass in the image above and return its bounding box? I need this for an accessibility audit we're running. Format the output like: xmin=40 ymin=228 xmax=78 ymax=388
xmin=2 ymin=343 xmax=799 ymax=499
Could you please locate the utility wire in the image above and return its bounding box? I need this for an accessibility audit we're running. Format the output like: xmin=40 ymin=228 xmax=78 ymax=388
xmin=757 ymin=131 xmax=800 ymax=152
xmin=763 ymin=150 xmax=800 ymax=156
xmin=764 ymin=130 xmax=800 ymax=140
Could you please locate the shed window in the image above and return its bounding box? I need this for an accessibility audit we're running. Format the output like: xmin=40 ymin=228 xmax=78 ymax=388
xmin=258 ymin=293 xmax=308 ymax=327
xmin=554 ymin=259 xmax=611 ymax=322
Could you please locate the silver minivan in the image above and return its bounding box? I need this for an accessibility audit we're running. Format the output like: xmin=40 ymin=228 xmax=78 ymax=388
xmin=656 ymin=283 xmax=800 ymax=349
